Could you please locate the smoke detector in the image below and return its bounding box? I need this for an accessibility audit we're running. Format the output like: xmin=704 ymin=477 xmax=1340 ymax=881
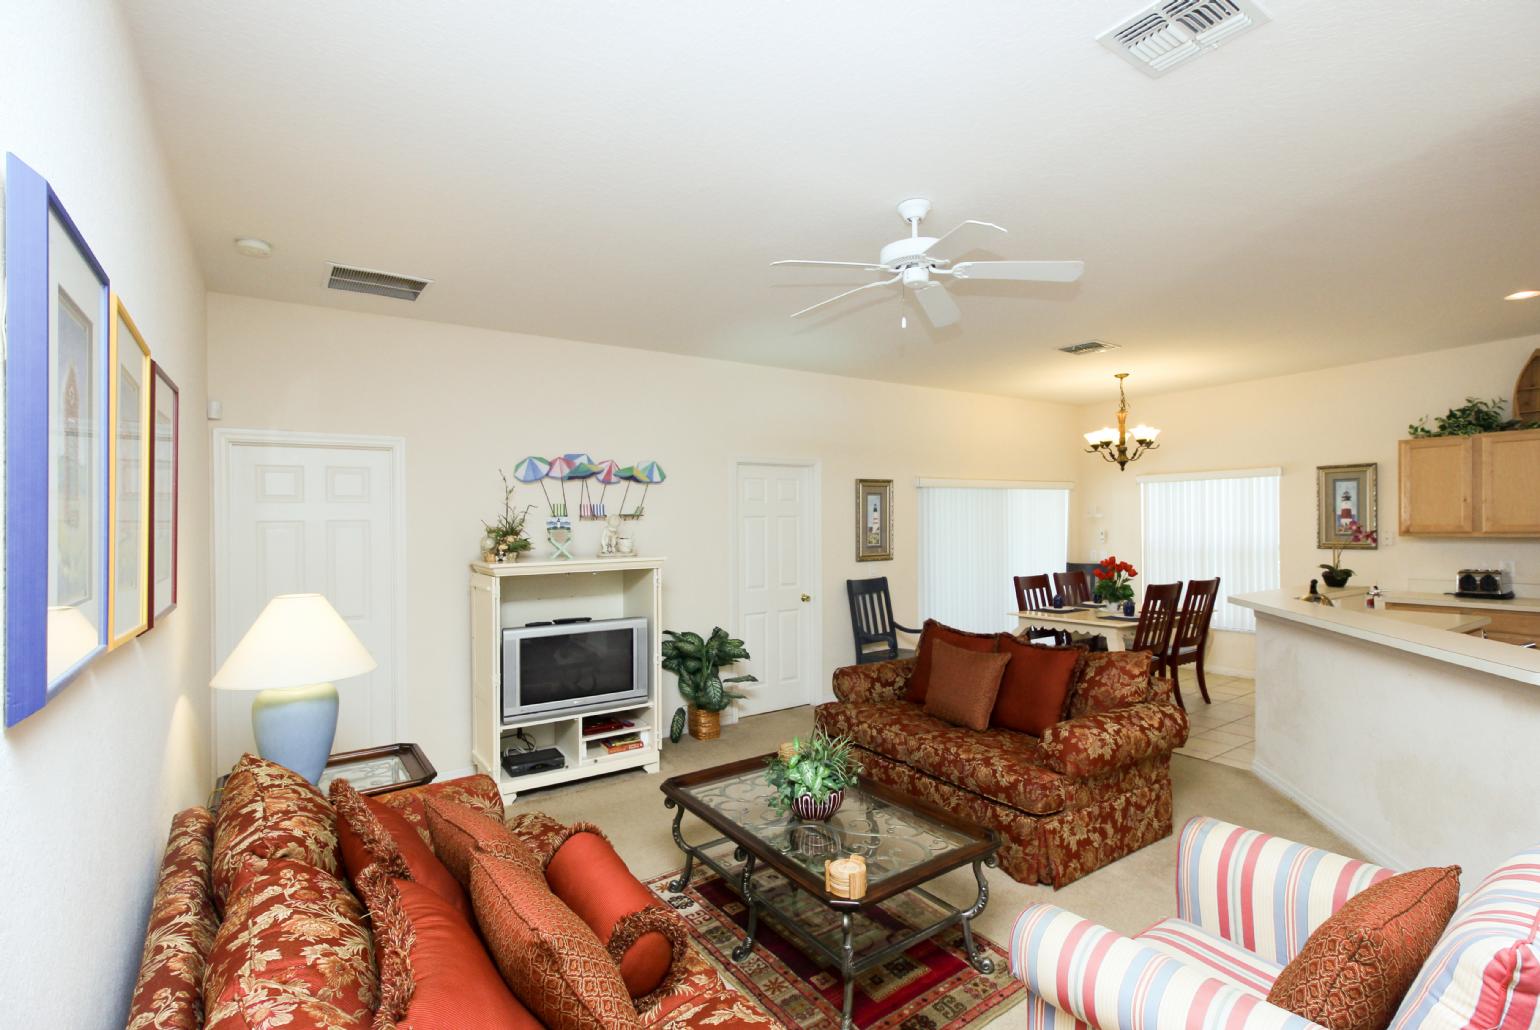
xmin=325 ymin=263 xmax=433 ymax=302
xmin=1059 ymin=340 xmax=1121 ymax=356
xmin=1099 ymin=0 xmax=1272 ymax=77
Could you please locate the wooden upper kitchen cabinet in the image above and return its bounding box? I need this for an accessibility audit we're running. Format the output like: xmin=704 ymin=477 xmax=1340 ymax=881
xmin=1400 ymin=429 xmax=1540 ymax=536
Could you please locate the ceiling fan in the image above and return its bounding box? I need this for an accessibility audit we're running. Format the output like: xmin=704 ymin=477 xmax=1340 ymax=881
xmin=771 ymin=198 xmax=1084 ymax=329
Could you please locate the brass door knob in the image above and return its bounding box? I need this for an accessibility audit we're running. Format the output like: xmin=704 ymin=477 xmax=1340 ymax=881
xmin=801 ymin=593 xmax=812 ymax=602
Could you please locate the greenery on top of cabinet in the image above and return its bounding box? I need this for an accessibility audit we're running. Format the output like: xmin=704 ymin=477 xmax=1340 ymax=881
xmin=1407 ymin=397 xmax=1538 ymax=438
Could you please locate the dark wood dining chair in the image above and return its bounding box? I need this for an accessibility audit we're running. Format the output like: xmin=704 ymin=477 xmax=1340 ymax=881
xmin=1053 ymin=571 xmax=1091 ymax=605
xmin=1129 ymin=581 xmax=1184 ymax=705
xmin=846 ymin=577 xmax=920 ymax=665
xmin=1012 ymin=574 xmax=1061 ymax=644
xmin=1166 ymin=578 xmax=1221 ymax=706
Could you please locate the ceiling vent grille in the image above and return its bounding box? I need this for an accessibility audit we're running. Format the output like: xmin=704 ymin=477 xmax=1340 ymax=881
xmin=1098 ymin=0 xmax=1271 ymax=77
xmin=1059 ymin=340 xmax=1121 ymax=356
xmin=326 ymin=263 xmax=433 ymax=301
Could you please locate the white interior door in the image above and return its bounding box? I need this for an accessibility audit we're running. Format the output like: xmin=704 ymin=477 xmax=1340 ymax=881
xmin=213 ymin=431 xmax=403 ymax=773
xmin=734 ymin=462 xmax=817 ymax=717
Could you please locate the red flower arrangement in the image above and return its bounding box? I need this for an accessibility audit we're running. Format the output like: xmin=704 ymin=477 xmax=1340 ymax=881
xmin=1093 ymin=556 xmax=1138 ymax=604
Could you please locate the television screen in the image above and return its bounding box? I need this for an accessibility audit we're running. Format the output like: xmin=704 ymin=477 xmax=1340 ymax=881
xmin=518 ymin=627 xmax=636 ymax=709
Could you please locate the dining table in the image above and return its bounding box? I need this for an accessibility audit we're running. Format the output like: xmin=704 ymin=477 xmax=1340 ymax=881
xmin=1012 ymin=605 xmax=1140 ymax=651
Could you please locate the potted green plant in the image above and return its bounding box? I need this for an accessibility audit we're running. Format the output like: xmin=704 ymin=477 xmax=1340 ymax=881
xmin=765 ymin=730 xmax=861 ymax=821
xmin=660 ymin=627 xmax=757 ymax=740
xmin=1408 ymin=397 xmax=1537 ymax=437
xmin=1092 ymin=556 xmax=1137 ymax=608
xmin=482 ymin=471 xmax=534 ymax=562
xmin=1321 ymin=520 xmax=1376 ymax=588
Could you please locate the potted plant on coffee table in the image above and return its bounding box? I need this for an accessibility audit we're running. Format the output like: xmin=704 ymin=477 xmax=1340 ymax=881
xmin=661 ymin=627 xmax=757 ymax=740
xmin=766 ymin=729 xmax=861 ymax=821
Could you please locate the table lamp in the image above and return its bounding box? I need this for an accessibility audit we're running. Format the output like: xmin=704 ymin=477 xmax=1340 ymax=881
xmin=211 ymin=593 xmax=377 ymax=783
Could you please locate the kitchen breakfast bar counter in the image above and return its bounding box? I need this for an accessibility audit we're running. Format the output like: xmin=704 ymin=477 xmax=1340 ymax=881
xmin=1230 ymin=590 xmax=1539 ymax=881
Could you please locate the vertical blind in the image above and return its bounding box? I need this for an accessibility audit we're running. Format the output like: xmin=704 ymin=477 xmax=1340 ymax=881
xmin=918 ymin=484 xmax=1070 ymax=633
xmin=1139 ymin=470 xmax=1281 ymax=632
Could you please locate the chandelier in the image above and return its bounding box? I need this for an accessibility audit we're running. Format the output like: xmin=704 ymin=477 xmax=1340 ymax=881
xmin=1084 ymin=373 xmax=1160 ymax=471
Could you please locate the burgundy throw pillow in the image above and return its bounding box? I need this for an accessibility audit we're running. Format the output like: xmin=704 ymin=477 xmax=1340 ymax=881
xmin=1268 ymin=865 xmax=1461 ymax=1030
xmin=991 ymin=634 xmax=1083 ymax=735
xmin=905 ymin=619 xmax=1000 ymax=703
xmin=922 ymin=639 xmax=1011 ymax=731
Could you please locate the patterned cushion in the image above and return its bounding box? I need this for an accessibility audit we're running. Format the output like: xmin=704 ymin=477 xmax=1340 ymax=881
xmin=992 ymin=635 xmax=1083 ymax=736
xmin=203 ymin=858 xmax=376 ymax=1030
xmin=636 ymin=950 xmax=775 ymax=1028
xmin=355 ymin=864 xmax=541 ymax=1029
xmin=923 ymin=639 xmax=1010 ymax=730
xmin=815 ymin=699 xmax=1067 ymax=815
xmin=904 ymin=620 xmax=1000 ymax=704
xmin=1068 ymin=650 xmax=1156 ymax=719
xmin=505 ymin=811 xmax=575 ymax=866
xmin=1268 ymin=865 xmax=1461 ymax=1030
xmin=1138 ymin=917 xmax=1285 ymax=997
xmin=831 ymin=657 xmax=915 ymax=705
xmin=377 ymin=775 xmax=505 ymax=850
xmin=1390 ymin=845 xmax=1540 ymax=1030
xmin=546 ymin=828 xmax=687 ymax=1004
xmin=211 ymin=753 xmax=340 ymax=909
xmin=424 ymin=797 xmax=542 ymax=886
xmin=469 ymin=848 xmax=643 ymax=1029
xmin=1037 ymin=701 xmax=1188 ymax=780
xmin=330 ymin=779 xmax=469 ymax=919
xmin=127 ymin=808 xmax=219 ymax=1030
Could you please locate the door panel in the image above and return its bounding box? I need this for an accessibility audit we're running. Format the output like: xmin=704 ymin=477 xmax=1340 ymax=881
xmin=216 ymin=437 xmax=400 ymax=773
xmin=735 ymin=463 xmax=817 ymax=717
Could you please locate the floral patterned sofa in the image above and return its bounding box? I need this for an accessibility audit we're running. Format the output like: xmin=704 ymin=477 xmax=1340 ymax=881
xmin=127 ymin=760 xmax=769 ymax=1029
xmin=814 ymin=648 xmax=1188 ymax=887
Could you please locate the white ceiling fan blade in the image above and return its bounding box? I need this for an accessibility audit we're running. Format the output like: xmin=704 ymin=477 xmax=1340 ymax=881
xmin=923 ymin=220 xmax=1007 ymax=261
xmin=948 ymin=260 xmax=1084 ymax=282
xmin=771 ymin=259 xmax=889 ymax=272
xmin=912 ymin=283 xmax=961 ymax=328
xmin=789 ymin=276 xmax=900 ymax=318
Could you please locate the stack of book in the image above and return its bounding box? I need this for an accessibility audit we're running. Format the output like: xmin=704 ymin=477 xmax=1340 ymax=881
xmin=600 ymin=733 xmax=644 ymax=754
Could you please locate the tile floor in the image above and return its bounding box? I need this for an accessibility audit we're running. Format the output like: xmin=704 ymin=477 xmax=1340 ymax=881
xmin=1173 ymin=673 xmax=1255 ymax=769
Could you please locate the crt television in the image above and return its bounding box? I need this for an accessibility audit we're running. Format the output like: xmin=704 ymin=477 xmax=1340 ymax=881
xmin=501 ymin=617 xmax=649 ymax=723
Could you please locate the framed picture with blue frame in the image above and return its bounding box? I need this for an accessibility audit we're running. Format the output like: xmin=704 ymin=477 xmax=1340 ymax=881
xmin=4 ymin=153 xmax=113 ymax=726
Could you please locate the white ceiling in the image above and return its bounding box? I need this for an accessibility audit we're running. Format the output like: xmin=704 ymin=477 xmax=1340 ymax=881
xmin=120 ymin=0 xmax=1540 ymax=402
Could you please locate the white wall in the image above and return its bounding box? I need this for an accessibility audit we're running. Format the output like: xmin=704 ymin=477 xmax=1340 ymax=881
xmin=1071 ymin=333 xmax=1540 ymax=674
xmin=0 ymin=2 xmax=209 ymax=1025
xmin=205 ymin=293 xmax=1082 ymax=771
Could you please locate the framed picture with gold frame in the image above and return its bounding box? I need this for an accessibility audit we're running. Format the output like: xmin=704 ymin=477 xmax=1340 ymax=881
xmin=855 ymin=478 xmax=894 ymax=561
xmin=108 ymin=296 xmax=152 ymax=648
xmin=1316 ymin=462 xmax=1377 ymax=550
xmin=148 ymin=361 xmax=179 ymax=627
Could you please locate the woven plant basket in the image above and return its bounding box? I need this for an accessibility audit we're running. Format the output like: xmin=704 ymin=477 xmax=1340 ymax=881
xmin=688 ymin=706 xmax=721 ymax=741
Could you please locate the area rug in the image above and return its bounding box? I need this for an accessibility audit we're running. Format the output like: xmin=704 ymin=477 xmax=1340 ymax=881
xmin=646 ymin=866 xmax=1023 ymax=1029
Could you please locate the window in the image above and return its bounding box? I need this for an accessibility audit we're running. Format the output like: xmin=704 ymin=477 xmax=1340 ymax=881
xmin=918 ymin=481 xmax=1070 ymax=633
xmin=1139 ymin=468 xmax=1281 ymax=632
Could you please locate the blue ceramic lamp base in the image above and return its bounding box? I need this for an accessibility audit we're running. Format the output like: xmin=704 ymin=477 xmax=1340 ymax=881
xmin=251 ymin=682 xmax=339 ymax=784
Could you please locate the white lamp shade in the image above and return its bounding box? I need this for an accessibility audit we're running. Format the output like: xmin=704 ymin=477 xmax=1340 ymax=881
xmin=1131 ymin=424 xmax=1161 ymax=441
xmin=212 ymin=593 xmax=377 ymax=692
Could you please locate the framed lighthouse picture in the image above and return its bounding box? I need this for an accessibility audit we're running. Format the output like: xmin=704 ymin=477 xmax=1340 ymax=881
xmin=1316 ymin=463 xmax=1377 ymax=550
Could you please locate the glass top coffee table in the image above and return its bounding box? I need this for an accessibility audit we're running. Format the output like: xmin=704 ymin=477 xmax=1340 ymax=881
xmin=661 ymin=755 xmax=1000 ymax=1029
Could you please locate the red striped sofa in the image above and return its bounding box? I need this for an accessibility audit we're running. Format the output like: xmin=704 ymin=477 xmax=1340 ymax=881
xmin=1007 ymin=816 xmax=1540 ymax=1029
xmin=814 ymin=649 xmax=1188 ymax=887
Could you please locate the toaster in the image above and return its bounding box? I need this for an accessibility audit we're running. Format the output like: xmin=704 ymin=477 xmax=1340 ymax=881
xmin=1455 ymin=568 xmax=1515 ymax=599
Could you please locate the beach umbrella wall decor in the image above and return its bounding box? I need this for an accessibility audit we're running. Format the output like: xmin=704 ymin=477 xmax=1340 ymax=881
xmin=545 ymin=455 xmax=578 ymax=518
xmin=590 ymin=459 xmax=622 ymax=518
xmin=512 ymin=453 xmax=667 ymax=523
xmin=512 ymin=455 xmax=554 ymax=508
xmin=631 ymin=461 xmax=666 ymax=517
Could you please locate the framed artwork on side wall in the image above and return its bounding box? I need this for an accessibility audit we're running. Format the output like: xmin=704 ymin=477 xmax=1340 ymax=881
xmin=855 ymin=478 xmax=894 ymax=562
xmin=109 ymin=296 xmax=152 ymax=648
xmin=4 ymin=153 xmax=112 ymax=726
xmin=148 ymin=361 xmax=180 ymax=625
xmin=1316 ymin=462 xmax=1378 ymax=549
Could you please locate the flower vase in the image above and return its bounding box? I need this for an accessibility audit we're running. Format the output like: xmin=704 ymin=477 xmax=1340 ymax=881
xmin=1321 ymin=569 xmax=1351 ymax=588
xmin=793 ymin=789 xmax=844 ymax=821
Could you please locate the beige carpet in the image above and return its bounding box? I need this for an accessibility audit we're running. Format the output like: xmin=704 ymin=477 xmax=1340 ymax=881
xmin=506 ymin=706 xmax=1356 ymax=1025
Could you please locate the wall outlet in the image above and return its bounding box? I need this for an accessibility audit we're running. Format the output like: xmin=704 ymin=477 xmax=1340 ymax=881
xmin=1097 ymin=528 xmax=1108 ymax=545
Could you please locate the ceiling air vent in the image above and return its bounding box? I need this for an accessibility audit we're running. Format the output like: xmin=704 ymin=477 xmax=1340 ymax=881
xmin=1098 ymin=0 xmax=1271 ymax=77
xmin=326 ymin=263 xmax=433 ymax=302
xmin=1059 ymin=340 xmax=1121 ymax=356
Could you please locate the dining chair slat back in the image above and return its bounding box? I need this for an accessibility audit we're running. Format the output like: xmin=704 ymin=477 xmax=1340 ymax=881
xmin=846 ymin=577 xmax=920 ymax=665
xmin=1053 ymin=571 xmax=1092 ymax=605
xmin=1167 ymin=577 xmax=1221 ymax=706
xmin=1130 ymin=581 xmax=1184 ymax=702
xmin=1013 ymin=574 xmax=1063 ymax=644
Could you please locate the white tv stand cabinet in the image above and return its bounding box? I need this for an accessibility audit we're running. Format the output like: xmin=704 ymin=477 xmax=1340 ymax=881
xmin=469 ymin=556 xmax=664 ymax=802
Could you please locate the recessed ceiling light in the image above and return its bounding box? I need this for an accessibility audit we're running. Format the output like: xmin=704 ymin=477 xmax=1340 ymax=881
xmin=234 ymin=237 xmax=272 ymax=258
xmin=1505 ymin=290 xmax=1540 ymax=301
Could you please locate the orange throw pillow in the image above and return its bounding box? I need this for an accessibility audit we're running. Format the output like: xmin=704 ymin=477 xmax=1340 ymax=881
xmin=425 ymin=796 xmax=542 ymax=887
xmin=922 ymin=639 xmax=1010 ymax=731
xmin=357 ymin=864 xmax=541 ymax=1029
xmin=545 ymin=828 xmax=686 ymax=1004
xmin=330 ymin=779 xmax=470 ymax=921
xmin=469 ymin=849 xmax=642 ymax=1029
xmin=905 ymin=620 xmax=1000 ymax=703
xmin=1267 ymin=865 xmax=1461 ymax=1030
xmin=991 ymin=634 xmax=1082 ymax=735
